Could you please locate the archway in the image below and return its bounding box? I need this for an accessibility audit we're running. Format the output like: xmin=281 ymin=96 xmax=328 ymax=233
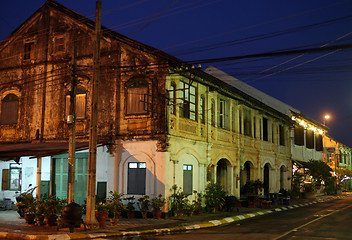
xmin=264 ymin=163 xmax=270 ymax=196
xmin=216 ymin=159 xmax=231 ymax=193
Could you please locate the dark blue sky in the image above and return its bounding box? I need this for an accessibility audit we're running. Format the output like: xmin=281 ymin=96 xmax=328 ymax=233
xmin=1 ymin=0 xmax=352 ymax=146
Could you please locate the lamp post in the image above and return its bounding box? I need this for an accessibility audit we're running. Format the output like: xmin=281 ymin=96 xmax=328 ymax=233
xmin=323 ymin=114 xmax=330 ymax=126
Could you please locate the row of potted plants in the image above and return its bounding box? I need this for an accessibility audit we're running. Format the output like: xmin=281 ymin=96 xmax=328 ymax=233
xmin=95 ymin=191 xmax=166 ymax=227
xmin=16 ymin=191 xmax=67 ymax=225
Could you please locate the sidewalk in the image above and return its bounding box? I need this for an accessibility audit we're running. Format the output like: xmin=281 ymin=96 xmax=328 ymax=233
xmin=0 ymin=194 xmax=347 ymax=240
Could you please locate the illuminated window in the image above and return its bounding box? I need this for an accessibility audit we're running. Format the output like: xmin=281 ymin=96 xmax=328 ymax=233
xmin=24 ymin=42 xmax=34 ymax=60
xmin=1 ymin=93 xmax=19 ymax=125
xmin=179 ymin=81 xmax=196 ymax=120
xmin=66 ymin=86 xmax=86 ymax=119
xmin=128 ymin=162 xmax=146 ymax=195
xmin=126 ymin=78 xmax=149 ymax=115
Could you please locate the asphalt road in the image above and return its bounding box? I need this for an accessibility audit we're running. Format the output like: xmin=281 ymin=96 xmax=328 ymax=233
xmin=107 ymin=196 xmax=352 ymax=240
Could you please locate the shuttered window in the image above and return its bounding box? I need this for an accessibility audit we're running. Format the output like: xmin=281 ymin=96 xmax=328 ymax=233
xmin=1 ymin=94 xmax=19 ymax=125
xmin=126 ymin=79 xmax=149 ymax=115
xmin=306 ymin=129 xmax=314 ymax=149
xmin=66 ymin=86 xmax=86 ymax=119
xmin=127 ymin=162 xmax=146 ymax=195
xmin=315 ymin=134 xmax=323 ymax=151
xmin=294 ymin=126 xmax=304 ymax=146
xmin=183 ymin=165 xmax=193 ymax=195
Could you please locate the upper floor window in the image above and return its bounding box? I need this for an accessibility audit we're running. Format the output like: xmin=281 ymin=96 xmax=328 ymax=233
xmin=279 ymin=125 xmax=285 ymax=146
xmin=179 ymin=81 xmax=196 ymax=121
xmin=1 ymin=93 xmax=19 ymax=125
xmin=200 ymin=95 xmax=205 ymax=124
xmin=243 ymin=108 xmax=252 ymax=137
xmin=231 ymin=107 xmax=235 ymax=132
xmin=126 ymin=78 xmax=149 ymax=115
xmin=169 ymin=82 xmax=176 ymax=115
xmin=66 ymin=86 xmax=87 ymax=119
xmin=24 ymin=42 xmax=34 ymax=60
xmin=54 ymin=36 xmax=65 ymax=53
xmin=218 ymin=99 xmax=225 ymax=128
xmin=315 ymin=133 xmax=323 ymax=151
xmin=211 ymin=99 xmax=215 ymax=126
xmin=294 ymin=125 xmax=304 ymax=146
xmin=263 ymin=117 xmax=268 ymax=141
xmin=306 ymin=129 xmax=314 ymax=149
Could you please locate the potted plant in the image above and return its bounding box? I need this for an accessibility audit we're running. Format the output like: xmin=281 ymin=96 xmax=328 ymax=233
xmin=192 ymin=191 xmax=203 ymax=215
xmin=169 ymin=185 xmax=188 ymax=216
xmin=43 ymin=196 xmax=67 ymax=226
xmin=95 ymin=202 xmax=109 ymax=228
xmin=107 ymin=191 xmax=125 ymax=225
xmin=35 ymin=197 xmax=46 ymax=225
xmin=137 ymin=195 xmax=150 ymax=219
xmin=21 ymin=193 xmax=36 ymax=224
xmin=204 ymin=182 xmax=226 ymax=213
xmin=15 ymin=185 xmax=37 ymax=218
xmin=151 ymin=194 xmax=165 ymax=219
xmin=124 ymin=196 xmax=136 ymax=218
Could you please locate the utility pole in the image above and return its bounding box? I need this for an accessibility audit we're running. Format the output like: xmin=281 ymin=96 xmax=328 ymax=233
xmin=86 ymin=0 xmax=101 ymax=228
xmin=68 ymin=39 xmax=78 ymax=203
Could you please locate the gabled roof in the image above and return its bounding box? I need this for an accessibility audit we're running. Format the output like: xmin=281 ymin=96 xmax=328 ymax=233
xmin=0 ymin=0 xmax=182 ymax=65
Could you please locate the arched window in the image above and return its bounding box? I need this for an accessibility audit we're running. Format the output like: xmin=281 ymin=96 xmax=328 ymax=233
xmin=126 ymin=78 xmax=149 ymax=115
xmin=66 ymin=86 xmax=86 ymax=119
xmin=1 ymin=93 xmax=19 ymax=124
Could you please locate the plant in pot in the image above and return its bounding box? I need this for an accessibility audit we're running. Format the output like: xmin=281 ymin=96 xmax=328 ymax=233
xmin=151 ymin=194 xmax=165 ymax=219
xmin=124 ymin=196 xmax=136 ymax=218
xmin=43 ymin=196 xmax=67 ymax=226
xmin=107 ymin=191 xmax=125 ymax=225
xmin=169 ymin=185 xmax=188 ymax=217
xmin=15 ymin=185 xmax=37 ymax=218
xmin=137 ymin=195 xmax=150 ymax=219
xmin=95 ymin=201 xmax=110 ymax=228
xmin=192 ymin=190 xmax=203 ymax=215
xmin=21 ymin=193 xmax=36 ymax=224
xmin=35 ymin=197 xmax=46 ymax=226
xmin=204 ymin=182 xmax=226 ymax=213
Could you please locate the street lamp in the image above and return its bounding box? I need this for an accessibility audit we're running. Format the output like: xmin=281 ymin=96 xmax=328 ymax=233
xmin=323 ymin=114 xmax=330 ymax=126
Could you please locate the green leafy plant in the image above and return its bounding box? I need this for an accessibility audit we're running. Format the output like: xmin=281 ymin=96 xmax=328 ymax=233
xmin=169 ymin=185 xmax=189 ymax=216
xmin=107 ymin=191 xmax=125 ymax=219
xmin=43 ymin=196 xmax=67 ymax=217
xmin=204 ymin=182 xmax=226 ymax=213
xmin=124 ymin=196 xmax=136 ymax=212
xmin=96 ymin=202 xmax=110 ymax=214
xmin=151 ymin=194 xmax=165 ymax=211
xmin=192 ymin=190 xmax=203 ymax=214
xmin=241 ymin=179 xmax=264 ymax=195
xmin=137 ymin=195 xmax=150 ymax=213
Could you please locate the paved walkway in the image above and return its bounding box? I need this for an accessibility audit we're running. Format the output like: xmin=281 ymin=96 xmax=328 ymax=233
xmin=0 ymin=194 xmax=347 ymax=239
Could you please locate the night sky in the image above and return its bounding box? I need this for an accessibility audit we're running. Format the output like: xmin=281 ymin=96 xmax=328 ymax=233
xmin=1 ymin=0 xmax=352 ymax=146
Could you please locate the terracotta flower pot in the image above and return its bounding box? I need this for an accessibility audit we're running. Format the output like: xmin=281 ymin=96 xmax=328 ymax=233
xmin=110 ymin=218 xmax=118 ymax=226
xmin=95 ymin=212 xmax=108 ymax=228
xmin=24 ymin=213 xmax=36 ymax=224
xmin=45 ymin=215 xmax=58 ymax=226
xmin=154 ymin=210 xmax=162 ymax=219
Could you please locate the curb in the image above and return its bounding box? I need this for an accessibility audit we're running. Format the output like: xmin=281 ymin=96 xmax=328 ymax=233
xmin=2 ymin=196 xmax=341 ymax=240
